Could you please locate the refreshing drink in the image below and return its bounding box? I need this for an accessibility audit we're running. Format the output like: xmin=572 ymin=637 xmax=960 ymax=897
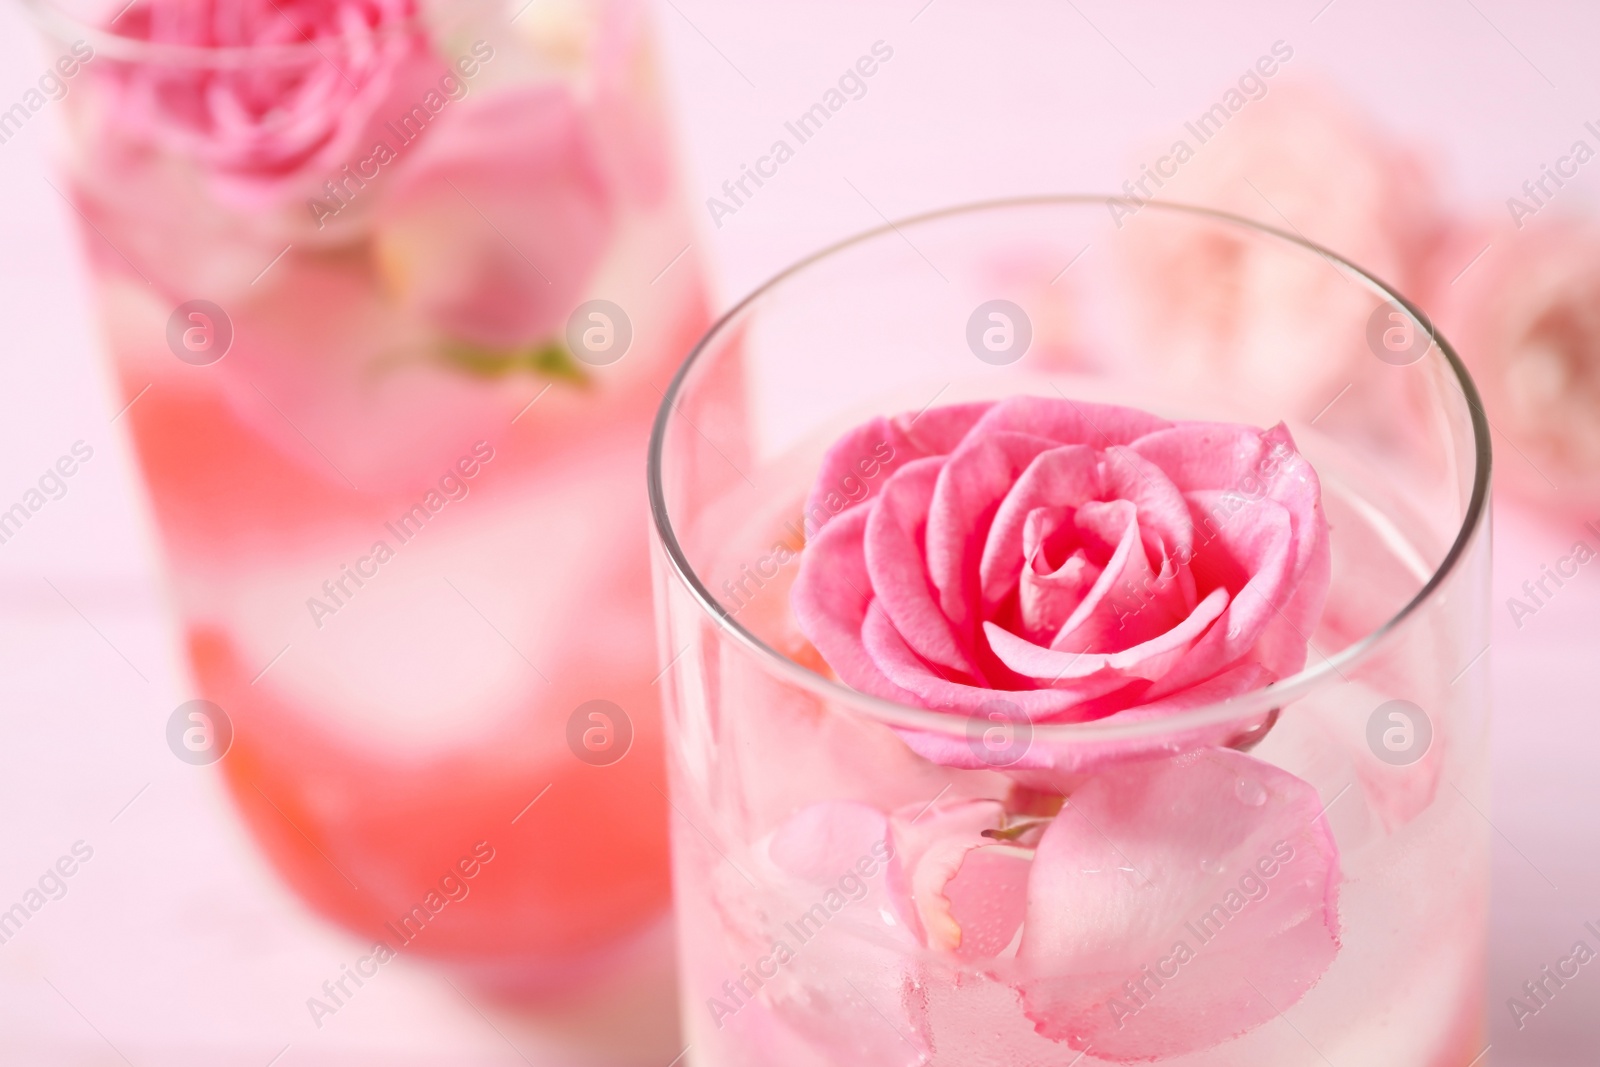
xmin=33 ymin=0 xmax=708 ymax=997
xmin=649 ymin=200 xmax=1492 ymax=1066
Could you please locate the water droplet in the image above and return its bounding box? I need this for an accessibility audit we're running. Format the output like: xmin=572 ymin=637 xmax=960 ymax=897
xmin=1199 ymin=857 xmax=1222 ymax=874
xmin=1235 ymin=777 xmax=1268 ymax=807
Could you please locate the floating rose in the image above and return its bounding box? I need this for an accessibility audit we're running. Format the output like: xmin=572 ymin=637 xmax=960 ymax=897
xmin=108 ymin=0 xmax=441 ymax=205
xmin=781 ymin=394 xmax=1342 ymax=1061
xmin=1123 ymin=81 xmax=1444 ymax=423
xmin=791 ymin=395 xmax=1331 ymax=772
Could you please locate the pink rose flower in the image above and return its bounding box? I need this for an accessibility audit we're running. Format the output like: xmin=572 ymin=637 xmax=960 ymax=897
xmin=772 ymin=395 xmax=1343 ymax=1059
xmin=108 ymin=0 xmax=441 ymax=204
xmin=1433 ymin=218 xmax=1600 ymax=513
xmin=372 ymin=84 xmax=614 ymax=351
xmin=790 ymin=396 xmax=1331 ymax=773
xmin=1122 ymin=81 xmax=1444 ymax=423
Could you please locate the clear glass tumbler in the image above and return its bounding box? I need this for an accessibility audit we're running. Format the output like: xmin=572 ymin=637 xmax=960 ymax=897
xmin=649 ymin=198 xmax=1491 ymax=1066
xmin=29 ymin=0 xmax=708 ymax=1012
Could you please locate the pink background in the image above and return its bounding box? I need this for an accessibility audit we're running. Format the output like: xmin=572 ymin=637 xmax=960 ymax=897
xmin=0 ymin=0 xmax=1596 ymax=1062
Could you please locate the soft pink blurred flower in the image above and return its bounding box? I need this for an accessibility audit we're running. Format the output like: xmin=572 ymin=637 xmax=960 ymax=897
xmin=1434 ymin=219 xmax=1600 ymax=512
xmin=373 ymin=85 xmax=614 ymax=350
xmin=1124 ymin=81 xmax=1445 ymax=421
xmin=109 ymin=0 xmax=441 ymax=204
xmin=790 ymin=396 xmax=1330 ymax=773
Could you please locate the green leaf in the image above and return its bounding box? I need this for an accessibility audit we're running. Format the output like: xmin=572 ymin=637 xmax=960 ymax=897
xmin=981 ymin=815 xmax=1053 ymax=844
xmin=438 ymin=338 xmax=591 ymax=387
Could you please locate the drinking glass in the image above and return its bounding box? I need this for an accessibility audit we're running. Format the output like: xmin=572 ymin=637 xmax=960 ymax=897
xmin=649 ymin=198 xmax=1492 ymax=1066
xmin=29 ymin=0 xmax=708 ymax=1014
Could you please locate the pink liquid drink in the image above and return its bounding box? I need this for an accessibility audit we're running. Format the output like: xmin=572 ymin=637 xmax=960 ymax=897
xmin=649 ymin=201 xmax=1493 ymax=1066
xmin=32 ymin=0 xmax=707 ymax=1007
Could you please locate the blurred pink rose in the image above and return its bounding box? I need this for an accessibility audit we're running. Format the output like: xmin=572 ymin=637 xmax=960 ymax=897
xmin=790 ymin=396 xmax=1330 ymax=773
xmin=1434 ymin=219 xmax=1600 ymax=512
xmin=110 ymin=0 xmax=441 ymax=203
xmin=373 ymin=85 xmax=614 ymax=350
xmin=1124 ymin=81 xmax=1445 ymax=421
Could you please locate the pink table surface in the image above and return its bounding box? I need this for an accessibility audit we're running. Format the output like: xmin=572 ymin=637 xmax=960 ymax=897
xmin=0 ymin=1 xmax=1596 ymax=1063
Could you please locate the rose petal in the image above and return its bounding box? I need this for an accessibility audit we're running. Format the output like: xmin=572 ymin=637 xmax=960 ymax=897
xmin=862 ymin=602 xmax=1112 ymax=716
xmin=942 ymin=845 xmax=1033 ymax=959
xmin=804 ymin=417 xmax=899 ymax=538
xmin=1101 ymin=445 xmax=1197 ymax=564
xmin=791 ymin=508 xmax=921 ymax=705
xmin=971 ymin=394 xmax=1171 ymax=445
xmin=979 ymin=444 xmax=1101 ymax=612
xmin=866 ymin=458 xmax=984 ymax=680
xmin=984 ymin=586 xmax=1228 ymax=685
xmin=1018 ymin=748 xmax=1341 ymax=1061
xmin=893 ymin=660 xmax=1274 ymax=777
xmin=1245 ymin=427 xmax=1332 ymax=676
xmin=885 ymin=798 xmax=1006 ymax=949
xmin=900 ymin=402 xmax=999 ymax=455
xmin=1144 ymin=494 xmax=1294 ymax=698
xmin=1128 ymin=421 xmax=1273 ymax=492
xmin=1047 ymin=502 xmax=1170 ymax=653
xmin=1016 ymin=521 xmax=1102 ymax=644
xmin=926 ymin=431 xmax=1063 ymax=641
xmin=804 ymin=403 xmax=992 ymax=538
xmin=768 ymin=800 xmax=891 ymax=885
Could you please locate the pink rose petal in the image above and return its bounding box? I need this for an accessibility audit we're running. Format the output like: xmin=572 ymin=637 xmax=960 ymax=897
xmin=1139 ymin=494 xmax=1295 ymax=698
xmin=865 ymin=459 xmax=984 ymax=680
xmin=885 ymin=799 xmax=1006 ymax=948
xmin=1018 ymin=748 xmax=1341 ymax=1061
xmin=768 ymin=800 xmax=891 ymax=885
xmin=942 ymin=845 xmax=1033 ymax=959
xmin=804 ymin=403 xmax=992 ymax=538
xmin=880 ymin=798 xmax=1034 ymax=960
xmin=1100 ymin=445 xmax=1197 ymax=564
xmin=926 ymin=431 xmax=1062 ymax=640
xmin=892 ymin=660 xmax=1275 ymax=779
xmin=1048 ymin=500 xmax=1166 ymax=653
xmin=862 ymin=601 xmax=1109 ymax=717
xmin=791 ymin=509 xmax=920 ymax=705
xmin=984 ymin=586 xmax=1228 ymax=685
xmin=979 ymin=443 xmax=1101 ymax=612
xmin=970 ymin=395 xmax=1171 ymax=446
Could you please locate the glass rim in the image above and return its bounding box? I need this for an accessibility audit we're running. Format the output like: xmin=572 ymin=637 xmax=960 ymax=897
xmin=19 ymin=0 xmax=462 ymax=67
xmin=647 ymin=195 xmax=1494 ymax=744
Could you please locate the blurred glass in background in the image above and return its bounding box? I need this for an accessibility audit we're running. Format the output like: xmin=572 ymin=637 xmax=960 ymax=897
xmin=26 ymin=0 xmax=707 ymax=1058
